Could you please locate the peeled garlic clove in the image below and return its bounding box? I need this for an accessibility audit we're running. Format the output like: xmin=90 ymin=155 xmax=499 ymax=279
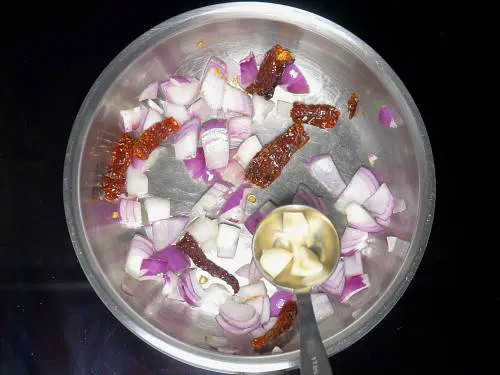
xmin=291 ymin=246 xmax=324 ymax=277
xmin=282 ymin=212 xmax=309 ymax=239
xmin=260 ymin=248 xmax=293 ymax=278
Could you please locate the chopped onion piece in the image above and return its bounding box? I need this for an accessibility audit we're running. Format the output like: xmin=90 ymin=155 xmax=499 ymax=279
xmin=246 ymin=296 xmax=264 ymax=315
xmin=305 ymin=154 xmax=346 ymax=198
xmin=219 ymin=160 xmax=245 ymax=186
xmin=393 ymin=198 xmax=407 ymax=214
xmin=272 ymin=346 xmax=283 ymax=353
xmin=132 ymin=147 xmax=162 ymax=173
xmin=188 ymin=98 xmax=212 ymax=123
xmin=244 ymin=201 xmax=276 ymax=234
xmin=139 ymin=81 xmax=159 ymax=101
xmin=151 ymin=216 xmax=188 ymax=250
xmin=126 ymin=166 xmax=148 ymax=197
xmin=140 ymin=258 xmax=168 ymax=280
xmin=187 ymin=216 xmax=219 ymax=244
xmin=161 ymin=76 xmax=200 ymax=106
xmin=334 ymin=167 xmax=380 ymax=213
xmin=311 ymin=293 xmax=334 ymax=322
xmin=252 ymin=95 xmax=274 ymax=119
xmin=237 ymin=281 xmax=268 ymax=301
xmin=222 ymin=85 xmax=253 ymax=116
xmin=233 ymin=135 xmax=262 ymax=169
xmin=219 ymin=299 xmax=260 ymax=328
xmin=162 ymin=100 xmax=189 ymax=124
xmin=378 ymin=105 xmax=403 ymax=128
xmin=260 ymin=248 xmax=293 ymax=279
xmin=368 ymin=153 xmax=378 ymax=166
xmin=191 ymin=181 xmax=232 ymax=218
xmin=386 ymin=236 xmax=410 ymax=258
xmin=201 ymin=57 xmax=227 ymax=111
xmin=201 ymin=120 xmax=229 ymax=170
xmin=345 ymin=202 xmax=382 ymax=233
xmin=340 ymin=274 xmax=370 ymax=303
xmin=344 ymin=251 xmax=363 ymax=277
xmin=363 ymin=183 xmax=394 ymax=220
xmin=280 ymin=63 xmax=310 ymax=94
xmin=150 ymin=245 xmax=190 ymax=273
xmin=183 ymin=148 xmax=222 ymax=185
xmin=178 ymin=268 xmax=205 ymax=306
xmin=125 ymin=235 xmax=154 ymax=279
xmin=219 ymin=183 xmax=252 ymax=223
xmin=161 ymin=271 xmax=182 ymax=299
xmin=239 ymin=52 xmax=258 ymax=88
xmin=201 ymin=238 xmax=218 ymax=255
xmin=120 ymin=106 xmax=141 ymax=132
xmin=200 ymin=284 xmax=231 ymax=315
xmin=174 ymin=117 xmax=200 ymax=160
xmin=276 ymin=100 xmax=293 ymax=118
xmin=217 ymin=223 xmax=240 ymax=258
xmin=140 ymin=107 xmax=163 ymax=132
xmin=227 ymin=116 xmax=252 ymax=148
xmin=293 ymin=184 xmax=328 ymax=215
xmin=144 ymin=197 xmax=170 ymax=223
xmin=260 ymin=296 xmax=271 ymax=324
xmin=319 ymin=259 xmax=345 ymax=298
xmin=235 ymin=260 xmax=263 ymax=284
xmin=119 ymin=198 xmax=142 ymax=228
xmin=341 ymin=227 xmax=368 ymax=255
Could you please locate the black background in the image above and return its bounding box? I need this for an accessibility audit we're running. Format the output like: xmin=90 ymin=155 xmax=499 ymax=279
xmin=1 ymin=0 xmax=470 ymax=374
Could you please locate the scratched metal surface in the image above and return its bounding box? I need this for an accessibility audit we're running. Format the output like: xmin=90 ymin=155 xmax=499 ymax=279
xmin=64 ymin=4 xmax=434 ymax=373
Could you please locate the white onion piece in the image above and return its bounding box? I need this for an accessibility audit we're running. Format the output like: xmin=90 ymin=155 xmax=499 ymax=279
xmin=387 ymin=236 xmax=410 ymax=258
xmin=133 ymin=147 xmax=162 ymax=173
xmin=245 ymin=296 xmax=264 ymax=315
xmin=305 ymin=154 xmax=346 ymax=198
xmin=161 ymin=76 xmax=200 ymax=106
xmin=126 ymin=166 xmax=148 ymax=197
xmin=139 ymin=81 xmax=159 ymax=101
xmin=120 ymin=106 xmax=141 ymax=132
xmin=187 ymin=216 xmax=219 ymax=244
xmin=345 ymin=202 xmax=382 ymax=233
xmin=393 ymin=198 xmax=407 ymax=214
xmin=220 ymin=160 xmax=245 ymax=186
xmin=363 ymin=183 xmax=394 ymax=220
xmin=147 ymin=99 xmax=164 ymax=115
xmin=319 ymin=259 xmax=345 ymax=298
xmin=233 ymin=135 xmax=262 ymax=168
xmin=162 ymin=100 xmax=189 ymax=124
xmin=174 ymin=117 xmax=200 ymax=160
xmin=341 ymin=227 xmax=368 ymax=255
xmin=252 ymin=95 xmax=274 ymax=119
xmin=340 ymin=274 xmax=370 ymax=303
xmin=276 ymin=100 xmax=293 ymax=118
xmin=227 ymin=116 xmax=252 ymax=148
xmin=260 ymin=248 xmax=293 ymax=279
xmin=376 ymin=216 xmax=391 ymax=227
xmin=200 ymin=284 xmax=231 ymax=315
xmin=311 ymin=293 xmax=334 ymax=322
xmin=140 ymin=107 xmax=163 ymax=132
xmin=144 ymin=197 xmax=170 ymax=223
xmin=237 ymin=281 xmax=268 ymax=301
xmin=222 ymin=84 xmax=253 ymax=116
xmin=201 ymin=57 xmax=227 ymax=111
xmin=191 ymin=181 xmax=232 ymax=218
xmin=260 ymin=296 xmax=271 ymax=324
xmin=119 ymin=198 xmax=142 ymax=228
xmin=201 ymin=120 xmax=229 ymax=169
xmin=151 ymin=216 xmax=188 ymax=250
xmin=344 ymin=251 xmax=363 ymax=277
xmin=334 ymin=167 xmax=380 ymax=213
xmin=217 ymin=223 xmax=240 ymax=258
xmin=125 ymin=235 xmax=155 ymax=279
xmin=188 ymin=98 xmax=212 ymax=123
xmin=272 ymin=346 xmax=283 ymax=353
xmin=162 ymin=272 xmax=184 ymax=301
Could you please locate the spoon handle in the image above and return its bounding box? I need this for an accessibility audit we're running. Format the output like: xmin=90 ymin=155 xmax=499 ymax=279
xmin=296 ymin=293 xmax=333 ymax=375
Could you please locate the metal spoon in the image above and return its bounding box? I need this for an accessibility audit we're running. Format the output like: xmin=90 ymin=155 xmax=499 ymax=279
xmin=253 ymin=205 xmax=340 ymax=375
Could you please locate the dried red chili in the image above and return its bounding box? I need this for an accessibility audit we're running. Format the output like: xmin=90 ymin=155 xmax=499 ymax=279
xmin=246 ymin=44 xmax=295 ymax=99
xmin=251 ymin=300 xmax=297 ymax=350
xmin=290 ymin=102 xmax=340 ymax=129
xmin=133 ymin=117 xmax=180 ymax=160
xmin=347 ymin=92 xmax=359 ymax=120
xmin=177 ymin=233 xmax=240 ymax=293
xmin=101 ymin=133 xmax=135 ymax=201
xmin=245 ymin=122 xmax=309 ymax=188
